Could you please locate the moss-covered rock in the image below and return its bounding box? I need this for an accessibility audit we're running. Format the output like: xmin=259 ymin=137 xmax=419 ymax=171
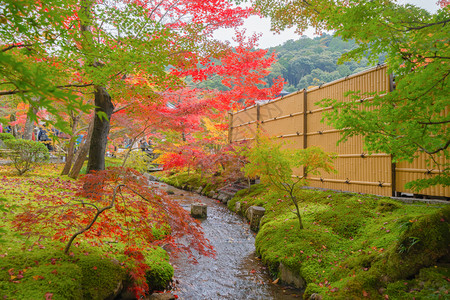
xmin=77 ymin=253 xmax=127 ymax=300
xmin=144 ymin=247 xmax=174 ymax=292
xmin=0 ymin=247 xmax=126 ymax=300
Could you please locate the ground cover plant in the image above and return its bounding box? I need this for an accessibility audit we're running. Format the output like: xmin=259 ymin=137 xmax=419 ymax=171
xmin=0 ymin=163 xmax=211 ymax=299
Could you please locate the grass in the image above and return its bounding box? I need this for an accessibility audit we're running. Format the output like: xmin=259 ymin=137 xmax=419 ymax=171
xmin=0 ymin=162 xmax=173 ymax=299
xmin=161 ymin=171 xmax=450 ymax=299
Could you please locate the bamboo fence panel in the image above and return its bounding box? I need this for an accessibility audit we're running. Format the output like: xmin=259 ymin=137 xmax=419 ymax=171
xmin=229 ymin=65 xmax=448 ymax=198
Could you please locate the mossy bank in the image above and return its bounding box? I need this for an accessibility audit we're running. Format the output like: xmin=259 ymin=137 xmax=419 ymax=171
xmin=0 ymin=164 xmax=174 ymax=299
xmin=161 ymin=172 xmax=450 ymax=299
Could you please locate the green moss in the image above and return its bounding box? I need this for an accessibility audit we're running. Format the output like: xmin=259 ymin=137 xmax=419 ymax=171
xmin=385 ymin=266 xmax=450 ymax=299
xmin=304 ymin=282 xmax=328 ymax=299
xmin=0 ymin=248 xmax=83 ymax=300
xmin=144 ymin=247 xmax=174 ymax=292
xmin=314 ymin=197 xmax=375 ymax=238
xmin=383 ymin=206 xmax=450 ymax=281
xmin=376 ymin=199 xmax=402 ymax=212
xmin=158 ymin=170 xmax=448 ymax=300
xmin=77 ymin=253 xmax=127 ymax=300
xmin=159 ymin=171 xmax=223 ymax=193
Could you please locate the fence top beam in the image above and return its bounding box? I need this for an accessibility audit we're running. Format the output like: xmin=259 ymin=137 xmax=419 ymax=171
xmin=229 ymin=64 xmax=388 ymax=115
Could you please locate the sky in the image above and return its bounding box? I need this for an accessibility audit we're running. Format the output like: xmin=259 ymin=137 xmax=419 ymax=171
xmin=214 ymin=0 xmax=440 ymax=49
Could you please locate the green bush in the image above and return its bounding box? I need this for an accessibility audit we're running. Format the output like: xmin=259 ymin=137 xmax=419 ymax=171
xmin=0 ymin=133 xmax=15 ymax=150
xmin=0 ymin=133 xmax=15 ymax=141
xmin=4 ymin=139 xmax=50 ymax=175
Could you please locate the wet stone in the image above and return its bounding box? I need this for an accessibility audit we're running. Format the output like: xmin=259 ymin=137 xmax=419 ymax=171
xmin=148 ymin=292 xmax=175 ymax=300
xmin=235 ymin=201 xmax=241 ymax=213
xmin=249 ymin=206 xmax=265 ymax=232
xmin=191 ymin=203 xmax=207 ymax=218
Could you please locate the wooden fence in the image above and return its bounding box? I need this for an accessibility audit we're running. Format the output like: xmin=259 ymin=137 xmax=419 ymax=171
xmin=229 ymin=65 xmax=449 ymax=198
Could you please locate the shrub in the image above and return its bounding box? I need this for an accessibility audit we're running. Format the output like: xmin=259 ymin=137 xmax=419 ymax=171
xmin=124 ymin=150 xmax=151 ymax=173
xmin=0 ymin=133 xmax=15 ymax=150
xmin=0 ymin=133 xmax=15 ymax=141
xmin=4 ymin=139 xmax=50 ymax=175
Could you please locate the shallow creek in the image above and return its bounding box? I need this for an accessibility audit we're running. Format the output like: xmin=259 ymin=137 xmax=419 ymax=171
xmin=151 ymin=181 xmax=303 ymax=300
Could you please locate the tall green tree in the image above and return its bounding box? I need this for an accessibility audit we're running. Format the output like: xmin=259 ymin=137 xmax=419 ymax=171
xmin=251 ymin=0 xmax=450 ymax=190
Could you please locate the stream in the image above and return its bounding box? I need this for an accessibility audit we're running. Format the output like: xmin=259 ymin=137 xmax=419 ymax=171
xmin=151 ymin=181 xmax=303 ymax=300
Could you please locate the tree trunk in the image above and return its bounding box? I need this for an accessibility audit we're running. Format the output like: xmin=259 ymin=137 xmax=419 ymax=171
xmin=68 ymin=117 xmax=94 ymax=179
xmin=10 ymin=114 xmax=18 ymax=138
xmin=86 ymin=85 xmax=114 ymax=172
xmin=23 ymin=105 xmax=38 ymax=140
xmin=61 ymin=112 xmax=81 ymax=175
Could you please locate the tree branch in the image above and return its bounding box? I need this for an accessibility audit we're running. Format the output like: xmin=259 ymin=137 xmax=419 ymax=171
xmin=1 ymin=44 xmax=34 ymax=52
xmin=0 ymin=83 xmax=94 ymax=96
xmin=64 ymin=184 xmax=125 ymax=254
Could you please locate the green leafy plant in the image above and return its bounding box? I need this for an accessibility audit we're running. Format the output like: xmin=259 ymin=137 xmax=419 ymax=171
xmin=124 ymin=150 xmax=151 ymax=173
xmin=397 ymin=236 xmax=421 ymax=254
xmin=0 ymin=133 xmax=15 ymax=141
xmin=4 ymin=139 xmax=49 ymax=175
xmin=243 ymin=133 xmax=335 ymax=229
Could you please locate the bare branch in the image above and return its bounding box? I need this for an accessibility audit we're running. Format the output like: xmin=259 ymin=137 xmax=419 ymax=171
xmin=0 ymin=83 xmax=94 ymax=96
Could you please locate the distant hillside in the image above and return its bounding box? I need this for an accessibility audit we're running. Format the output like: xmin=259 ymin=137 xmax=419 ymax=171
xmin=264 ymin=34 xmax=379 ymax=92
xmin=195 ymin=34 xmax=382 ymax=94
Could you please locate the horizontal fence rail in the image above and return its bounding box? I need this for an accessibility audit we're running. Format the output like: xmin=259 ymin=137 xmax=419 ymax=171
xmin=229 ymin=65 xmax=449 ymax=198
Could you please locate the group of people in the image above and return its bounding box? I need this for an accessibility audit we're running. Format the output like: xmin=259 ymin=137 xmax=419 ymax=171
xmin=36 ymin=127 xmax=53 ymax=151
xmin=0 ymin=123 xmax=13 ymax=134
xmin=0 ymin=123 xmax=54 ymax=151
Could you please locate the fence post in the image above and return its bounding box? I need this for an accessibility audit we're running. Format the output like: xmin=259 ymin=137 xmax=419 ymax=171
xmin=256 ymin=104 xmax=261 ymax=138
xmin=228 ymin=111 xmax=233 ymax=144
xmin=389 ymin=73 xmax=397 ymax=197
xmin=303 ymin=89 xmax=308 ymax=150
xmin=303 ymin=89 xmax=308 ymax=178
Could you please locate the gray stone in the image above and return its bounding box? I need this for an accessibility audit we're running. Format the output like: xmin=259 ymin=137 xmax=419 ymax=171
xmin=309 ymin=293 xmax=323 ymax=300
xmin=196 ymin=187 xmax=203 ymax=194
xmin=222 ymin=196 xmax=230 ymax=204
xmin=145 ymin=174 xmax=159 ymax=182
xmin=191 ymin=203 xmax=207 ymax=218
xmin=235 ymin=201 xmax=241 ymax=212
xmin=148 ymin=293 xmax=176 ymax=300
xmin=248 ymin=206 xmax=265 ymax=232
xmin=279 ymin=263 xmax=306 ymax=289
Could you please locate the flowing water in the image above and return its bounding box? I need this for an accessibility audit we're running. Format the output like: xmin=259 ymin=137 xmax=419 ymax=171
xmin=151 ymin=181 xmax=303 ymax=300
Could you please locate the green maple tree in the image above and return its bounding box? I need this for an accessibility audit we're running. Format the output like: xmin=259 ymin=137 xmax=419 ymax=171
xmin=244 ymin=133 xmax=335 ymax=229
